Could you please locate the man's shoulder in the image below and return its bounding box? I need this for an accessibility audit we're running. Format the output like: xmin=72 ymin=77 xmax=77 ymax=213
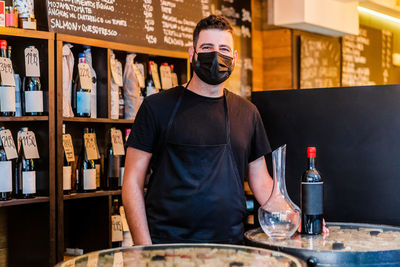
xmin=144 ymin=86 xmax=182 ymax=109
xmin=226 ymin=89 xmax=258 ymax=113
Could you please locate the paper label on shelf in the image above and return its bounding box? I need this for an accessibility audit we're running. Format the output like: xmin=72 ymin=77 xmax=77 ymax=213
xmin=171 ymin=72 xmax=178 ymax=87
xmin=112 ymin=215 xmax=123 ymax=242
xmin=78 ymin=63 xmax=92 ymax=90
xmin=24 ymin=47 xmax=40 ymax=77
xmin=160 ymin=65 xmax=172 ymax=89
xmin=119 ymin=206 xmax=129 ymax=232
xmin=62 ymin=134 xmax=75 ymax=162
xmin=133 ymin=63 xmax=145 ymax=88
xmin=84 ymin=133 xmax=99 ymax=160
xmin=20 ymin=131 xmax=40 ymax=159
xmin=22 ymin=171 xmax=36 ymax=194
xmin=0 ymin=129 xmax=18 ymax=160
xmin=77 ymin=91 xmax=91 ymax=114
xmin=0 ymin=57 xmax=15 ymax=86
xmin=0 ymin=161 xmax=12 ymax=192
xmin=136 ymin=63 xmax=145 ymax=87
xmin=150 ymin=62 xmax=161 ymax=90
xmin=83 ymin=168 xmax=96 ymax=190
xmin=87 ymin=253 xmax=98 ymax=267
xmin=25 ymin=90 xmax=44 ymax=113
xmin=113 ymin=251 xmax=124 ymax=267
xmin=110 ymin=58 xmax=123 ymax=87
xmin=111 ymin=128 xmax=125 ymax=156
xmin=0 ymin=86 xmax=16 ymax=112
xmin=63 ymin=166 xmax=72 ymax=191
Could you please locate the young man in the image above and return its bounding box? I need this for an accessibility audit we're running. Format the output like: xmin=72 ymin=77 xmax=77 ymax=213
xmin=122 ymin=15 xmax=273 ymax=245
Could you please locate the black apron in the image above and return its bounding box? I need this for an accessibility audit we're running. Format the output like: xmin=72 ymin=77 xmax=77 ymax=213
xmin=145 ymin=86 xmax=246 ymax=244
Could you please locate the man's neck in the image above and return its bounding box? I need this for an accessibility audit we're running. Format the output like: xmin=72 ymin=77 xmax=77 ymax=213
xmin=186 ymin=74 xmax=225 ymax=97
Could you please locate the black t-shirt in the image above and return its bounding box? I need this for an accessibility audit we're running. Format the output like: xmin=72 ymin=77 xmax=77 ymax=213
xmin=126 ymin=86 xmax=271 ymax=179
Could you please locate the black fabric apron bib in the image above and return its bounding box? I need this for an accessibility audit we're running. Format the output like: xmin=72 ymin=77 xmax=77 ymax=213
xmin=145 ymin=87 xmax=246 ymax=244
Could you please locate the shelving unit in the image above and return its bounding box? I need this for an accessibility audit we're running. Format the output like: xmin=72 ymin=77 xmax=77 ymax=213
xmin=0 ymin=28 xmax=55 ymax=267
xmin=55 ymin=33 xmax=189 ymax=263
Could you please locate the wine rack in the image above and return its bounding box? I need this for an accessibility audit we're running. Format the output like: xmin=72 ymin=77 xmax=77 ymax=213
xmin=55 ymin=33 xmax=189 ymax=263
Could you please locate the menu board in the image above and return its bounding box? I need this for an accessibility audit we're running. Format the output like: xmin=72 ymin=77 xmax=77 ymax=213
xmin=300 ymin=34 xmax=341 ymax=89
xmin=342 ymin=25 xmax=393 ymax=87
xmin=47 ymin=0 xmax=252 ymax=97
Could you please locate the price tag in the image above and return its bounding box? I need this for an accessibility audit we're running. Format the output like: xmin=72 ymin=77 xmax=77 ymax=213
xmin=111 ymin=129 xmax=125 ymax=156
xmin=87 ymin=253 xmax=98 ymax=267
xmin=0 ymin=129 xmax=17 ymax=160
xmin=160 ymin=65 xmax=173 ymax=89
xmin=20 ymin=131 xmax=40 ymax=159
xmin=171 ymin=72 xmax=179 ymax=87
xmin=133 ymin=64 xmax=145 ymax=88
xmin=111 ymin=215 xmax=123 ymax=242
xmin=62 ymin=134 xmax=75 ymax=162
xmin=119 ymin=206 xmax=130 ymax=232
xmin=0 ymin=57 xmax=15 ymax=86
xmin=111 ymin=58 xmax=123 ymax=87
xmin=150 ymin=62 xmax=162 ymax=90
xmin=113 ymin=251 xmax=123 ymax=267
xmin=78 ymin=63 xmax=92 ymax=90
xmin=84 ymin=133 xmax=100 ymax=160
xmin=24 ymin=47 xmax=40 ymax=77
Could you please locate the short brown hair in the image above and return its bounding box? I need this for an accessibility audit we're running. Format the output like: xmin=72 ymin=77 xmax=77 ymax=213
xmin=193 ymin=15 xmax=233 ymax=49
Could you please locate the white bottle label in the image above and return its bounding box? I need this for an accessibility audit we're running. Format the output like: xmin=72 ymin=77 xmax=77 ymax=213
xmin=22 ymin=171 xmax=36 ymax=194
xmin=119 ymin=167 xmax=124 ymax=187
xmin=63 ymin=166 xmax=72 ymax=191
xmin=0 ymin=161 xmax=12 ymax=192
xmin=111 ymin=215 xmax=123 ymax=242
xmin=77 ymin=91 xmax=91 ymax=114
xmin=0 ymin=86 xmax=16 ymax=112
xmin=83 ymin=168 xmax=96 ymax=190
xmin=25 ymin=91 xmax=43 ymax=113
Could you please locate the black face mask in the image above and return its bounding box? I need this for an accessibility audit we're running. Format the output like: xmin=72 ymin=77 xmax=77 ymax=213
xmin=192 ymin=51 xmax=234 ymax=85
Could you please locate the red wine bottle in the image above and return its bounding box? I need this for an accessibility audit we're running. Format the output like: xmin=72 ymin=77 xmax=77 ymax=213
xmin=0 ymin=126 xmax=13 ymax=200
xmin=301 ymin=147 xmax=323 ymax=235
xmin=105 ymin=128 xmax=120 ymax=190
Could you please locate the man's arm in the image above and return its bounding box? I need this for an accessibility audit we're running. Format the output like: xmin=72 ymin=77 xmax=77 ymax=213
xmin=122 ymin=147 xmax=153 ymax=245
xmin=248 ymin=155 xmax=273 ymax=206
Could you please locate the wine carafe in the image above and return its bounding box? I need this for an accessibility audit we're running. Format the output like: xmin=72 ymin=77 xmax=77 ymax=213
xmin=258 ymin=144 xmax=301 ymax=240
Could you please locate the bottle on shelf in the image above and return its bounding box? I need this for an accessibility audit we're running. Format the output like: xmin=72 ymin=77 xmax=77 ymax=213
xmin=145 ymin=61 xmax=157 ymax=97
xmin=170 ymin=64 xmax=179 ymax=87
xmin=111 ymin=197 xmax=123 ymax=248
xmin=76 ymin=128 xmax=96 ymax=193
xmin=88 ymin=128 xmax=102 ymax=190
xmin=63 ymin=124 xmax=72 ymax=195
xmin=73 ymin=53 xmax=91 ymax=117
xmin=105 ymin=128 xmax=120 ymax=190
xmin=119 ymin=128 xmax=131 ymax=189
xmin=118 ymin=86 xmax=124 ymax=119
xmin=9 ymin=45 xmax=22 ymax=117
xmin=301 ymin=147 xmax=324 ymax=235
xmin=14 ymin=127 xmax=36 ymax=199
xmin=0 ymin=40 xmax=16 ymax=117
xmin=22 ymin=45 xmax=43 ymax=116
xmin=0 ymin=125 xmax=13 ymax=201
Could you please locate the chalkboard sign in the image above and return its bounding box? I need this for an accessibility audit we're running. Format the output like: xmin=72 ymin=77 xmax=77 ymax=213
xmin=342 ymin=25 xmax=393 ymax=86
xmin=300 ymin=34 xmax=340 ymax=89
xmin=47 ymin=0 xmax=253 ymax=97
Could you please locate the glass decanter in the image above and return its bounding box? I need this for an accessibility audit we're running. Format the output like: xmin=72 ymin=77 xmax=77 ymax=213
xmin=258 ymin=144 xmax=301 ymax=240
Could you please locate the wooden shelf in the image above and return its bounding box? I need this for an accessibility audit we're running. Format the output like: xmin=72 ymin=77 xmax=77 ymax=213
xmin=0 ymin=27 xmax=54 ymax=40
xmin=0 ymin=196 xmax=49 ymax=207
xmin=64 ymin=190 xmax=121 ymax=200
xmin=0 ymin=116 xmax=49 ymax=122
xmin=63 ymin=117 xmax=134 ymax=124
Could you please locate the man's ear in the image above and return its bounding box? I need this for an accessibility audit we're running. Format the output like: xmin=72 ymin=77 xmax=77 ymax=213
xmin=188 ymin=46 xmax=195 ymax=63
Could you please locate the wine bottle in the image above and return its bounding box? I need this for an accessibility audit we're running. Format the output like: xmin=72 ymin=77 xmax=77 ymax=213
xmin=111 ymin=197 xmax=123 ymax=248
xmin=73 ymin=53 xmax=91 ymax=117
xmin=88 ymin=127 xmax=102 ymax=190
xmin=301 ymin=147 xmax=323 ymax=235
xmin=22 ymin=45 xmax=43 ymax=116
xmin=118 ymin=86 xmax=124 ymax=119
xmin=0 ymin=126 xmax=13 ymax=201
xmin=0 ymin=40 xmax=16 ymax=117
xmin=62 ymin=124 xmax=72 ymax=195
xmin=119 ymin=128 xmax=131 ymax=189
xmin=145 ymin=61 xmax=157 ymax=97
xmin=15 ymin=127 xmax=36 ymax=199
xmin=76 ymin=128 xmax=96 ymax=192
xmin=106 ymin=128 xmax=120 ymax=190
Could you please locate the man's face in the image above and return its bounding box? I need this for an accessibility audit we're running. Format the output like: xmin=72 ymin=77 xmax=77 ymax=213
xmin=189 ymin=29 xmax=237 ymax=63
